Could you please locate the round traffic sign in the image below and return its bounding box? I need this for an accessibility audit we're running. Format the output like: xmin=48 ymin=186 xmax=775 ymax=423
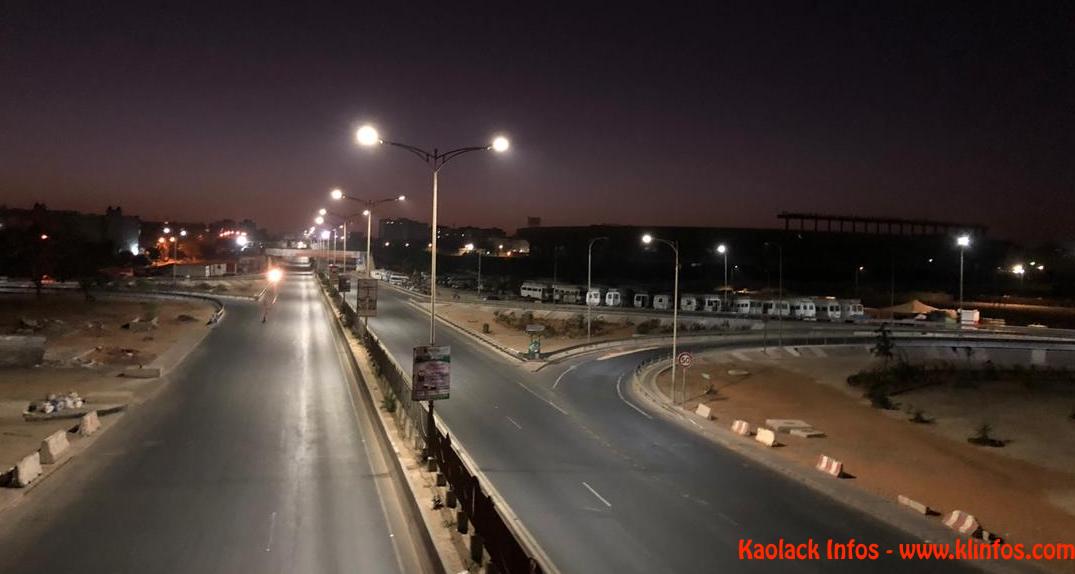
xmin=676 ymin=351 xmax=693 ymax=368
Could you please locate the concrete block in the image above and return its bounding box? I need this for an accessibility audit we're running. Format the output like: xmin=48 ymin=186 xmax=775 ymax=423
xmin=694 ymin=403 xmax=712 ymax=420
xmin=456 ymin=511 xmax=469 ymax=534
xmin=897 ymin=495 xmax=931 ymax=515
xmin=790 ymin=428 xmax=825 ymax=438
xmin=445 ymin=489 xmax=457 ymax=508
xmin=755 ymin=428 xmax=778 ymax=447
xmin=469 ymin=534 xmax=485 ymax=563
xmin=14 ymin=451 xmax=42 ymax=487
xmin=78 ymin=410 xmax=101 ymax=436
xmin=40 ymin=429 xmax=70 ymax=464
xmin=123 ymin=366 xmax=162 ymax=378
xmin=436 ymin=472 xmax=447 ymax=486
xmin=765 ymin=419 xmax=813 ymax=434
xmin=815 ymin=454 xmax=843 ymax=477
xmin=944 ymin=510 xmax=980 ymax=536
xmin=730 ymin=420 xmax=751 ymax=436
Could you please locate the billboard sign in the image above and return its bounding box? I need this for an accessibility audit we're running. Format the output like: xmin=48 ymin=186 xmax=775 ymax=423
xmin=355 ymin=278 xmax=378 ymax=317
xmin=412 ymin=345 xmax=450 ymax=401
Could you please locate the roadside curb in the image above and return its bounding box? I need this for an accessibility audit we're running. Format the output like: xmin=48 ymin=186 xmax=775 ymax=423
xmin=628 ymin=359 xmax=1037 ymax=574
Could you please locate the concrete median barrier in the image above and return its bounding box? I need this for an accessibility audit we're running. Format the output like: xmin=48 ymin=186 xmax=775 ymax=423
xmin=694 ymin=403 xmax=712 ymax=420
xmin=815 ymin=454 xmax=843 ymax=477
xmin=78 ymin=411 xmax=101 ymax=436
xmin=40 ymin=429 xmax=70 ymax=464
xmin=13 ymin=452 xmax=42 ymax=487
xmin=731 ymin=420 xmax=751 ymax=436
xmin=897 ymin=494 xmax=931 ymax=515
xmin=943 ymin=510 xmax=980 ymax=536
xmin=755 ymin=427 xmax=778 ymax=447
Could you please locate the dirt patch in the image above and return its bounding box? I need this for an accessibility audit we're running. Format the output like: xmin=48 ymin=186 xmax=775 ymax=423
xmin=657 ymin=349 xmax=1075 ymax=563
xmin=0 ymin=293 xmax=213 ymax=477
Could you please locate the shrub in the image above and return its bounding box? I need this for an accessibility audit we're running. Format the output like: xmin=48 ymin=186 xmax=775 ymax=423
xmin=381 ymin=395 xmax=397 ymax=413
xmin=635 ymin=319 xmax=661 ymax=335
xmin=968 ymin=423 xmax=1005 ymax=447
xmin=866 ymin=384 xmax=896 ymax=410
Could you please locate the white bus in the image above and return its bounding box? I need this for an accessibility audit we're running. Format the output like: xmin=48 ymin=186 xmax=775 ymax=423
xmin=633 ymin=292 xmax=651 ymax=308
xmin=814 ymin=299 xmax=842 ymax=321
xmin=734 ymin=298 xmax=764 ymax=316
xmin=703 ymin=295 xmax=723 ymax=313
xmin=552 ymin=284 xmax=584 ymax=304
xmin=605 ymin=288 xmax=633 ymax=307
xmin=791 ymin=299 xmax=817 ymax=320
xmin=839 ymin=299 xmax=865 ymax=322
xmin=680 ymin=294 xmax=701 ymax=312
xmin=653 ymin=293 xmax=674 ymax=310
xmin=520 ymin=281 xmax=552 ymax=302
xmin=765 ymin=300 xmax=791 ymax=317
xmin=586 ymin=287 xmax=607 ymax=307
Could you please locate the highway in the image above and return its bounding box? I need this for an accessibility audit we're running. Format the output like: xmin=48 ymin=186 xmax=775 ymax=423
xmin=0 ymin=273 xmax=430 ymax=574
xmin=366 ymin=287 xmax=972 ymax=572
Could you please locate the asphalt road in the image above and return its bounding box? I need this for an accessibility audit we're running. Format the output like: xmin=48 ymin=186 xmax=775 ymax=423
xmin=366 ymin=287 xmax=973 ymax=573
xmin=0 ymin=273 xmax=426 ymax=574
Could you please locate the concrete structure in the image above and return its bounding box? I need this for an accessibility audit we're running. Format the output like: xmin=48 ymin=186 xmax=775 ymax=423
xmin=39 ymin=430 xmax=70 ymax=464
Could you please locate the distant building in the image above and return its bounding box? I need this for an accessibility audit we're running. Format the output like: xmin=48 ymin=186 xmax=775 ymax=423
xmin=380 ymin=217 xmax=430 ymax=243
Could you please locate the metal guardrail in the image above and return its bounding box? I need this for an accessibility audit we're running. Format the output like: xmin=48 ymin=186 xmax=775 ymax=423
xmin=318 ymin=272 xmax=548 ymax=574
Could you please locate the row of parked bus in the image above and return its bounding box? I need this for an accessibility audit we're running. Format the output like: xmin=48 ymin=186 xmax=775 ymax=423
xmin=518 ymin=282 xmax=865 ymax=321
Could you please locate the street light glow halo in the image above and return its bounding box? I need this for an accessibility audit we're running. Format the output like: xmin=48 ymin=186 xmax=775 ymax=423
xmin=641 ymin=234 xmax=653 ymax=244
xmin=315 ymin=216 xmax=324 ymax=225
xmin=356 ymin=125 xmax=380 ymax=146
xmin=717 ymin=244 xmax=726 ymax=254
xmin=957 ymin=234 xmax=971 ymax=247
xmin=330 ymin=188 xmax=343 ymax=200
xmin=491 ymin=136 xmax=510 ymax=152
xmin=318 ymin=208 xmax=327 ymax=215
xmin=397 ymin=195 xmax=406 ymax=201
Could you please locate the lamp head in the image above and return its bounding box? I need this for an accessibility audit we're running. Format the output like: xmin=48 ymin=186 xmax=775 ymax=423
xmin=330 ymin=188 xmax=344 ymax=200
xmin=957 ymin=234 xmax=971 ymax=247
xmin=356 ymin=125 xmax=380 ymax=147
xmin=717 ymin=244 xmax=726 ymax=254
xmin=491 ymin=136 xmax=510 ymax=152
xmin=641 ymin=234 xmax=653 ymax=245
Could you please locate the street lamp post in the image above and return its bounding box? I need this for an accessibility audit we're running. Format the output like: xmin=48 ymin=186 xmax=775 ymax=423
xmin=356 ymin=125 xmax=509 ymax=458
xmin=355 ymin=125 xmax=509 ymax=345
xmin=330 ymin=188 xmax=405 ymax=278
xmin=642 ymin=234 xmax=680 ymax=403
xmin=586 ymin=237 xmax=608 ymax=343
xmin=717 ymin=244 xmax=728 ymax=290
xmin=956 ymin=234 xmax=971 ymax=324
xmin=854 ymin=265 xmax=864 ymax=296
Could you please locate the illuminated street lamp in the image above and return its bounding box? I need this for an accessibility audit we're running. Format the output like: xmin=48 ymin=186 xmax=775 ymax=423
xmin=331 ymin=189 xmax=406 ymax=276
xmin=854 ymin=265 xmax=865 ymax=296
xmin=956 ymin=234 xmax=971 ymax=317
xmin=464 ymin=243 xmax=483 ymax=295
xmin=716 ymin=243 xmax=729 ymax=292
xmin=642 ymin=233 xmax=681 ymax=403
xmin=1012 ymin=263 xmax=1025 ymax=293
xmin=354 ymin=123 xmax=509 ymax=346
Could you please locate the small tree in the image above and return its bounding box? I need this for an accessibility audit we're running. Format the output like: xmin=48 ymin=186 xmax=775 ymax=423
xmin=871 ymin=324 xmax=895 ymax=368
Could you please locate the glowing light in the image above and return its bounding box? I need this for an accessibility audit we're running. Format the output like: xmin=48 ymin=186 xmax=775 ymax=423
xmin=465 ymin=243 xmax=475 ymax=251
xmin=384 ymin=241 xmax=390 ymax=247
xmin=236 ymin=235 xmax=249 ymax=247
xmin=179 ymin=229 xmax=187 ymax=237
xmin=491 ymin=136 xmax=510 ymax=152
xmin=331 ymin=188 xmax=344 ymax=200
xmin=158 ymin=237 xmax=166 ymax=244
xmin=956 ymin=234 xmax=971 ymax=248
xmin=356 ymin=125 xmax=380 ymax=146
xmin=1012 ymin=264 xmax=1025 ymax=275
xmin=397 ymin=195 xmax=406 ymax=201
xmin=266 ymin=268 xmax=284 ymax=284
xmin=1037 ymin=265 xmax=1045 ymax=271
xmin=40 ymin=234 xmax=49 ymax=240
xmin=642 ymin=234 xmax=653 ymax=244
xmin=320 ymin=230 xmax=331 ymax=240
xmin=315 ymin=216 xmax=324 ymax=225
xmin=318 ymin=208 xmax=327 ymax=216
xmin=162 ymin=227 xmax=171 ymax=234
xmin=717 ymin=244 xmax=726 ymax=254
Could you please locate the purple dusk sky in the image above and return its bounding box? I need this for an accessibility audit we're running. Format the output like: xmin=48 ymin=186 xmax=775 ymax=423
xmin=1 ymin=2 xmax=1071 ymax=241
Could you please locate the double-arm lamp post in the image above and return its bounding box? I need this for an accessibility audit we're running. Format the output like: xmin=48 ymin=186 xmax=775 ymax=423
xmin=329 ymin=189 xmax=406 ymax=276
xmin=354 ymin=124 xmax=509 ymax=457
xmin=642 ymin=233 xmax=681 ymax=403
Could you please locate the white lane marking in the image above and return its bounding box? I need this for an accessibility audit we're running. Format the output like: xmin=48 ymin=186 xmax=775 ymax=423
xmin=615 ymin=373 xmax=653 ymax=419
xmin=552 ymin=364 xmax=579 ymax=390
xmin=265 ymin=511 xmax=277 ymax=552
xmin=582 ymin=482 xmax=612 ymax=508
xmin=506 ymin=416 xmax=522 ymax=430
xmin=513 ymin=380 xmax=568 ymax=415
xmin=597 ymin=346 xmax=659 ymax=361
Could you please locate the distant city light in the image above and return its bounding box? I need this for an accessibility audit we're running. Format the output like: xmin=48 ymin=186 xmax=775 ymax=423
xmin=40 ymin=234 xmax=48 ymax=240
xmin=236 ymin=235 xmax=249 ymax=247
xmin=162 ymin=227 xmax=171 ymax=234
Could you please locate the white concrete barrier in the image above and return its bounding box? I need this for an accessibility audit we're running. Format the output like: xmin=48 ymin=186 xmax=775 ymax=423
xmin=943 ymin=510 xmax=980 ymax=536
xmin=815 ymin=454 xmax=843 ymax=477
xmin=694 ymin=403 xmax=712 ymax=420
xmin=755 ymin=428 xmax=778 ymax=447
xmin=731 ymin=420 xmax=751 ymax=436
xmin=78 ymin=411 xmax=101 ymax=436
xmin=14 ymin=452 xmax=42 ymax=487
xmin=897 ymin=494 xmax=931 ymax=515
xmin=40 ymin=430 xmax=70 ymax=464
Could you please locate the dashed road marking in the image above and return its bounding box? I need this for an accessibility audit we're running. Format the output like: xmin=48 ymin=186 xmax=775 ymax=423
xmin=506 ymin=416 xmax=522 ymax=430
xmin=582 ymin=481 xmax=612 ymax=508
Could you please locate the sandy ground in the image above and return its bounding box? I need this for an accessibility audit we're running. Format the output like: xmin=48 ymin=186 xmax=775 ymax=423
xmin=0 ymin=293 xmax=214 ymax=474
xmin=656 ymin=348 xmax=1075 ymax=555
xmin=435 ymin=301 xmax=637 ymax=354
